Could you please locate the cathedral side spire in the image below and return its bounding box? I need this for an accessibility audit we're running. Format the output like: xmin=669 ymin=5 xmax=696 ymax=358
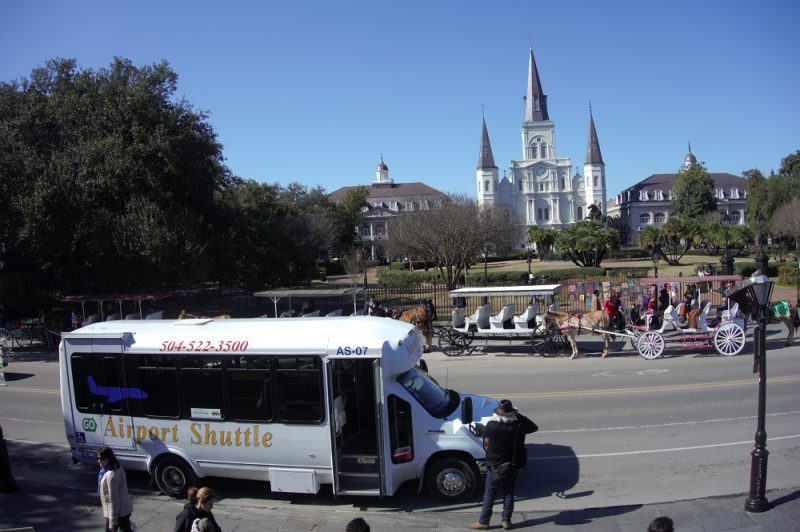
xmin=524 ymin=46 xmax=549 ymax=122
xmin=585 ymin=109 xmax=604 ymax=165
xmin=477 ymin=117 xmax=497 ymax=169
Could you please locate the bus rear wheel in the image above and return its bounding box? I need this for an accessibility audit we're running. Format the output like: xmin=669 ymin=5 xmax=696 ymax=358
xmin=154 ymin=455 xmax=197 ymax=498
xmin=425 ymin=457 xmax=478 ymax=502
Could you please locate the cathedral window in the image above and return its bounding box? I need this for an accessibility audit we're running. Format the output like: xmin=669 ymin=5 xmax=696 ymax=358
xmin=484 ymin=180 xmax=490 ymax=192
xmin=531 ymin=145 xmax=538 ymax=159
xmin=560 ymin=178 xmax=564 ymax=190
xmin=731 ymin=211 xmax=741 ymax=224
xmin=544 ymin=208 xmax=549 ymax=220
xmin=540 ymin=144 xmax=547 ymax=158
xmin=593 ymin=176 xmax=598 ymax=187
xmin=654 ymin=212 xmax=665 ymax=226
xmin=577 ymin=206 xmax=583 ymax=220
xmin=519 ymin=180 xmax=523 ymax=191
xmin=639 ymin=213 xmax=651 ymax=227
xmin=537 ymin=208 xmax=543 ymax=220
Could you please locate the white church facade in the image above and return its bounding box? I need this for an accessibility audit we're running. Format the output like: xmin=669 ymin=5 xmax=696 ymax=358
xmin=477 ymin=47 xmax=607 ymax=247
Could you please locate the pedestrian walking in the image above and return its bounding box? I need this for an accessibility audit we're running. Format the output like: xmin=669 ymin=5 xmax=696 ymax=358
xmin=97 ymin=447 xmax=134 ymax=532
xmin=468 ymin=399 xmax=538 ymax=530
xmin=175 ymin=486 xmax=222 ymax=532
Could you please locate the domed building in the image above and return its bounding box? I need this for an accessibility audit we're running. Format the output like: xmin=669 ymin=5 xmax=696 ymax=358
xmin=605 ymin=146 xmax=748 ymax=246
xmin=328 ymin=156 xmax=446 ymax=260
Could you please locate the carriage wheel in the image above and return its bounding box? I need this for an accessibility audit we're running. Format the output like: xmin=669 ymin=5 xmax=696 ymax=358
xmin=18 ymin=327 xmax=34 ymax=347
xmin=0 ymin=328 xmax=12 ymax=352
xmin=533 ymin=330 xmax=569 ymax=357
xmin=437 ymin=328 xmax=465 ymax=356
xmin=714 ymin=322 xmax=746 ymax=356
xmin=637 ymin=331 xmax=665 ymax=360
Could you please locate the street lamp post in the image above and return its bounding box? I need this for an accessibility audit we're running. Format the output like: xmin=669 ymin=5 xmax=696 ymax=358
xmin=731 ymin=274 xmax=774 ymax=513
xmin=754 ymin=212 xmax=769 ymax=275
xmin=650 ymin=243 xmax=662 ymax=279
xmin=526 ymin=244 xmax=533 ymax=284
xmin=719 ymin=211 xmax=734 ymax=275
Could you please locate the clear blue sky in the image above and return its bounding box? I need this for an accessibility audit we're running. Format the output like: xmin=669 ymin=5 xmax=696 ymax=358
xmin=2 ymin=0 xmax=798 ymax=200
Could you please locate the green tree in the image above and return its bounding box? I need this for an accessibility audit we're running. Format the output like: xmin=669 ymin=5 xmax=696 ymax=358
xmin=554 ymin=220 xmax=619 ymax=267
xmin=660 ymin=217 xmax=702 ymax=265
xmin=527 ymin=226 xmax=558 ymax=256
xmin=0 ymin=58 xmax=230 ymax=291
xmin=671 ymin=162 xmax=717 ymax=220
xmin=332 ymin=187 xmax=370 ymax=256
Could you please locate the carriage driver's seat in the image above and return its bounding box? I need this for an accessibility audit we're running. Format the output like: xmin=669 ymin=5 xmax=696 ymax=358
xmin=513 ymin=305 xmax=538 ymax=330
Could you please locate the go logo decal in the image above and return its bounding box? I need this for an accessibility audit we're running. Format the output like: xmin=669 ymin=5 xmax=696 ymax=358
xmin=82 ymin=418 xmax=98 ymax=432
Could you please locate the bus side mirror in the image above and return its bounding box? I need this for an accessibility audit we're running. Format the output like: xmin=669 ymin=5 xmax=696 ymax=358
xmin=462 ymin=396 xmax=473 ymax=425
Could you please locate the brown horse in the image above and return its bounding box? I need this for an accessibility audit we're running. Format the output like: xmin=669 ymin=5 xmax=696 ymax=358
xmin=544 ymin=310 xmax=613 ymax=359
xmin=371 ymin=304 xmax=432 ymax=352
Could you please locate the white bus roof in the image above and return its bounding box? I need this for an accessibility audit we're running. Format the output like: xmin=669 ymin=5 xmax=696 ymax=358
xmin=62 ymin=317 xmax=422 ymax=373
xmin=448 ymin=284 xmax=562 ymax=297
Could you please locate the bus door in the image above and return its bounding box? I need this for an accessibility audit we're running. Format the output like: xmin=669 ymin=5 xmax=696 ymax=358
xmin=66 ymin=336 xmax=136 ymax=450
xmin=327 ymin=357 xmax=384 ymax=497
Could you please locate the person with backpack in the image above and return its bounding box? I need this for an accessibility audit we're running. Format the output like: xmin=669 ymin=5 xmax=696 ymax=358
xmin=468 ymin=400 xmax=538 ymax=530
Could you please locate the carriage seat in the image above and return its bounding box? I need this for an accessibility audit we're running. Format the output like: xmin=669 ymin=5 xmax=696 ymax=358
xmin=301 ymin=310 xmax=321 ymax=317
xmin=145 ymin=310 xmax=164 ymax=320
xmin=463 ymin=304 xmax=491 ymax=331
xmin=451 ymin=307 xmax=466 ymax=328
xmin=279 ymin=309 xmax=296 ymax=318
xmin=326 ymin=309 xmax=343 ymax=317
xmin=681 ymin=302 xmax=711 ymax=333
xmin=105 ymin=312 xmax=121 ymax=321
xmin=513 ymin=305 xmax=538 ymax=330
xmin=721 ymin=302 xmax=740 ymax=320
xmin=490 ymin=305 xmax=516 ymax=330
xmin=83 ymin=314 xmax=100 ymax=325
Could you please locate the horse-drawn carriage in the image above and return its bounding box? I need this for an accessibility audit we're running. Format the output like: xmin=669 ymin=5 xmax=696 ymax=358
xmin=435 ymin=284 xmax=569 ymax=356
xmin=546 ymin=275 xmax=746 ymax=360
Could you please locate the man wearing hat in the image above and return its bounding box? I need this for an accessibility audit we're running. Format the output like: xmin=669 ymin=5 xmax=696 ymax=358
xmin=468 ymin=399 xmax=538 ymax=530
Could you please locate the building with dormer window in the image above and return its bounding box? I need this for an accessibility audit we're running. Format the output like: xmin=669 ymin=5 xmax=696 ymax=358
xmin=606 ymin=148 xmax=748 ymax=246
xmin=329 ymin=157 xmax=446 ymax=260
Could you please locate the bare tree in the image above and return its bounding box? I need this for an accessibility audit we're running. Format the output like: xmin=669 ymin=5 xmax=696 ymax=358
xmin=772 ymin=198 xmax=800 ymax=250
xmin=389 ymin=195 xmax=481 ymax=289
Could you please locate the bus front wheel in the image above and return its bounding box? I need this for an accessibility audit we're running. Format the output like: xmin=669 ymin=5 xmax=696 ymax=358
xmin=154 ymin=455 xmax=197 ymax=498
xmin=425 ymin=457 xmax=478 ymax=501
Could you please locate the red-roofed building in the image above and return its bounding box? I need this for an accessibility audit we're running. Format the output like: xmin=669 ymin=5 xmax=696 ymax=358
xmin=328 ymin=157 xmax=446 ymax=260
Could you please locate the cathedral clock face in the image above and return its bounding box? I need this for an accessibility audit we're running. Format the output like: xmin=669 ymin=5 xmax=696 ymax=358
xmin=535 ymin=167 xmax=547 ymax=177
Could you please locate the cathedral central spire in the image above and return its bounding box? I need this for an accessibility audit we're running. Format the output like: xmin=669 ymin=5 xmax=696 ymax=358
xmin=524 ymin=46 xmax=549 ymax=122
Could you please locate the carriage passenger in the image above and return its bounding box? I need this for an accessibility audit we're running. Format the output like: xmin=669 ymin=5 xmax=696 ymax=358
xmin=591 ymin=289 xmax=602 ymax=312
xmin=602 ymin=291 xmax=619 ymax=331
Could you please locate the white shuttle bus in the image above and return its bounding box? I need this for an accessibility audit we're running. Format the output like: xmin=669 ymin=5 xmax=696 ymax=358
xmin=59 ymin=316 xmax=497 ymax=501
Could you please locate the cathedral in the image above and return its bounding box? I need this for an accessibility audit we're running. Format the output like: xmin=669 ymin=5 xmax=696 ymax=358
xmin=476 ymin=46 xmax=607 ymax=246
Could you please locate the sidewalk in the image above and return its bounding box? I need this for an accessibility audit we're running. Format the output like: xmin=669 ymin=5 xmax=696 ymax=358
xmin=1 ymin=466 xmax=798 ymax=531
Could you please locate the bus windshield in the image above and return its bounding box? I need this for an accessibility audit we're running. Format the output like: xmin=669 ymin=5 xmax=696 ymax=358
xmin=397 ymin=367 xmax=458 ymax=419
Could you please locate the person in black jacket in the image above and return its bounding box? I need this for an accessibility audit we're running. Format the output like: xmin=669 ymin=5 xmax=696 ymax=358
xmin=468 ymin=400 xmax=538 ymax=530
xmin=174 ymin=486 xmax=222 ymax=532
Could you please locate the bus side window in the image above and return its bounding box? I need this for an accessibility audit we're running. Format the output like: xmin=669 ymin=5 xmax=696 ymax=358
xmin=226 ymin=356 xmax=273 ymax=421
xmin=137 ymin=355 xmax=179 ymax=418
xmin=388 ymin=395 xmax=414 ymax=463
xmin=70 ymin=355 xmax=90 ymax=411
xmin=181 ymin=356 xmax=224 ymax=419
xmin=276 ymin=356 xmax=323 ymax=423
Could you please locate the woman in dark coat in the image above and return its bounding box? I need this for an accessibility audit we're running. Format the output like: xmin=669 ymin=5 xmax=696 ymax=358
xmin=174 ymin=486 xmax=222 ymax=532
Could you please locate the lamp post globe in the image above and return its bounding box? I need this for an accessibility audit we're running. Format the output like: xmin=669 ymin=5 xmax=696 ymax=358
xmin=650 ymin=243 xmax=662 ymax=279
